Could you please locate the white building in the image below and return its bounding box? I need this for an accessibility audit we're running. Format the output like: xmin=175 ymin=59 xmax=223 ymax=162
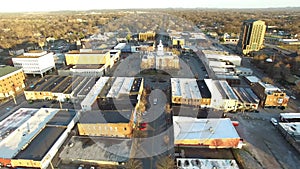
xmin=202 ymin=50 xmax=242 ymax=66
xmin=141 ymin=40 xmax=180 ymax=70
xmin=204 ymin=79 xmax=239 ymax=112
xmin=173 ymin=116 xmax=241 ymax=148
xmin=81 ymin=77 xmax=110 ymax=111
xmin=12 ymin=50 xmax=55 ymax=77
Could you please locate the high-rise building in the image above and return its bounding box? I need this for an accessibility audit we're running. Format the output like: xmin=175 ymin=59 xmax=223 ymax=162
xmin=237 ymin=20 xmax=266 ymax=55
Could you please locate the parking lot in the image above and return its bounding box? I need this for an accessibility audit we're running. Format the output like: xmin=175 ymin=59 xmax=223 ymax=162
xmin=227 ymin=108 xmax=300 ymax=169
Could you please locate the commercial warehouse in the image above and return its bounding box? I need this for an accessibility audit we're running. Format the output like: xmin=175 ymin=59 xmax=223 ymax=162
xmin=0 ymin=108 xmax=78 ymax=169
xmin=173 ymin=116 xmax=241 ymax=148
xmin=24 ymin=75 xmax=94 ymax=102
xmin=81 ymin=76 xmax=144 ymax=111
xmin=77 ymin=110 xmax=135 ymax=138
xmin=60 ymin=136 xmax=132 ymax=165
xmin=171 ymin=78 xmax=211 ymax=107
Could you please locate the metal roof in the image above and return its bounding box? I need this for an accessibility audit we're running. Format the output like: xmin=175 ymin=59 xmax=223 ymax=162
xmin=245 ymin=76 xmax=260 ymax=83
xmin=219 ymin=81 xmax=239 ymax=100
xmin=232 ymin=87 xmax=259 ymax=104
xmin=0 ymin=108 xmax=38 ymax=141
xmin=173 ymin=116 xmax=240 ymax=142
xmin=81 ymin=77 xmax=110 ymax=107
xmin=280 ymin=113 xmax=300 ymax=119
xmin=46 ymin=110 xmax=76 ymax=126
xmin=171 ymin=78 xmax=202 ymax=99
xmin=0 ymin=108 xmax=60 ymax=158
xmin=107 ymin=77 xmax=134 ymax=98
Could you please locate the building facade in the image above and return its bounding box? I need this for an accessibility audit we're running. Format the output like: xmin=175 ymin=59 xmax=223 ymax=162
xmin=171 ymin=78 xmax=211 ymax=107
xmin=77 ymin=110 xmax=134 ymax=138
xmin=12 ymin=50 xmax=55 ymax=77
xmin=138 ymin=31 xmax=156 ymax=42
xmin=252 ymin=81 xmax=289 ymax=108
xmin=65 ymin=49 xmax=111 ymax=66
xmin=24 ymin=75 xmax=91 ymax=102
xmin=204 ymin=79 xmax=239 ymax=112
xmin=0 ymin=66 xmax=25 ymax=100
xmin=141 ymin=40 xmax=180 ymax=70
xmin=237 ymin=20 xmax=266 ymax=55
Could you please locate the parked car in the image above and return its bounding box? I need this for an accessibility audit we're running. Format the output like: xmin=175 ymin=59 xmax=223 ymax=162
xmin=153 ymin=98 xmax=158 ymax=105
xmin=270 ymin=118 xmax=278 ymax=126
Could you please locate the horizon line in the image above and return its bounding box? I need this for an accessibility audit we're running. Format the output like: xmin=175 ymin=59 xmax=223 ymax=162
xmin=0 ymin=6 xmax=299 ymax=14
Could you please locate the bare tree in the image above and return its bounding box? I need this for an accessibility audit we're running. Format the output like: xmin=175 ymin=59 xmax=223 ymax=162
xmin=124 ymin=159 xmax=143 ymax=169
xmin=156 ymin=156 xmax=175 ymax=169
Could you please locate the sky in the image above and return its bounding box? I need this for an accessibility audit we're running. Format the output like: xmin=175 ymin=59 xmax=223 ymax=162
xmin=0 ymin=0 xmax=299 ymax=13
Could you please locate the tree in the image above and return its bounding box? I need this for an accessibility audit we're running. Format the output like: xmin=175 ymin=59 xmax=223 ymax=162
xmin=165 ymin=104 xmax=172 ymax=114
xmin=261 ymin=77 xmax=274 ymax=84
xmin=132 ymin=129 xmax=147 ymax=138
xmin=156 ymin=156 xmax=174 ymax=169
xmin=124 ymin=159 xmax=143 ymax=169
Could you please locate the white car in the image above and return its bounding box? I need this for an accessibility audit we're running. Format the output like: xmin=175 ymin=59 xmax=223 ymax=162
xmin=270 ymin=118 xmax=278 ymax=126
xmin=153 ymin=98 xmax=158 ymax=105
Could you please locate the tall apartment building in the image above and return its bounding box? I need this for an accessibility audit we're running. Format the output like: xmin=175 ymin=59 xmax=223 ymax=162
xmin=0 ymin=66 xmax=25 ymax=100
xmin=237 ymin=20 xmax=266 ymax=55
xmin=12 ymin=50 xmax=55 ymax=77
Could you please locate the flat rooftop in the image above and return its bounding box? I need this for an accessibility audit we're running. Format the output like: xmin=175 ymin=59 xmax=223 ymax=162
xmin=98 ymin=77 xmax=143 ymax=99
xmin=219 ymin=81 xmax=239 ymax=100
xmin=176 ymin=158 xmax=239 ymax=169
xmin=258 ymin=81 xmax=280 ymax=91
xmin=245 ymin=76 xmax=260 ymax=83
xmin=232 ymin=87 xmax=259 ymax=104
xmin=60 ymin=136 xmax=132 ymax=163
xmin=196 ymin=80 xmax=211 ymax=98
xmin=280 ymin=113 xmax=300 ymax=120
xmin=81 ymin=77 xmax=110 ymax=107
xmin=215 ymin=75 xmax=240 ymax=80
xmin=173 ymin=116 xmax=240 ymax=144
xmin=79 ymin=110 xmax=132 ymax=123
xmin=14 ymin=126 xmax=65 ymax=161
xmin=206 ymin=79 xmax=238 ymax=100
xmin=97 ymin=95 xmax=139 ymax=111
xmin=171 ymin=78 xmax=202 ymax=99
xmin=74 ymin=77 xmax=98 ymax=97
xmin=0 ymin=108 xmax=38 ymax=140
xmin=47 ymin=110 xmax=76 ymax=126
xmin=67 ymin=50 xmax=107 ymax=54
xmin=0 ymin=66 xmax=21 ymax=77
xmin=26 ymin=75 xmax=85 ymax=94
xmin=72 ymin=64 xmax=104 ymax=69
xmin=15 ymin=50 xmax=49 ymax=58
xmin=0 ymin=108 xmax=60 ymax=158
xmin=278 ymin=122 xmax=300 ymax=136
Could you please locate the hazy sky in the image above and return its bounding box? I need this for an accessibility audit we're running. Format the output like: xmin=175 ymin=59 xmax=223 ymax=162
xmin=0 ymin=0 xmax=299 ymax=12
